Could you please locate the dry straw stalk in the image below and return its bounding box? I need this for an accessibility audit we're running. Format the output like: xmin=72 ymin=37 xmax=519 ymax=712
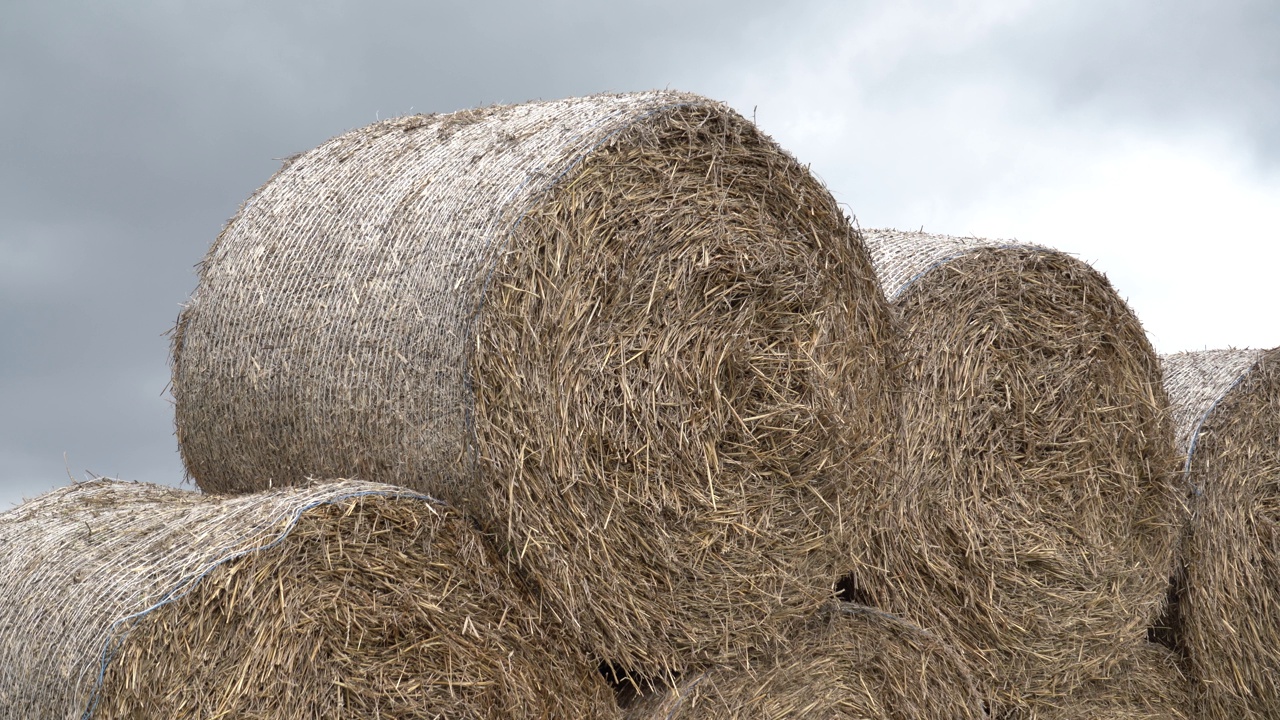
xmin=858 ymin=229 xmax=1183 ymax=718
xmin=1161 ymin=347 xmax=1280 ymax=720
xmin=1017 ymin=641 xmax=1190 ymax=720
xmin=171 ymin=91 xmax=896 ymax=672
xmin=622 ymin=602 xmax=990 ymax=720
xmin=0 ymin=479 xmax=617 ymax=720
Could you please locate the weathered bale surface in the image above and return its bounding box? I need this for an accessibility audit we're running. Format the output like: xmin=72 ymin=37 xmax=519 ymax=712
xmin=0 ymin=479 xmax=617 ymax=720
xmin=858 ymin=229 xmax=1183 ymax=716
xmin=622 ymin=603 xmax=989 ymax=720
xmin=1161 ymin=347 xmax=1280 ymax=720
xmin=171 ymin=91 xmax=896 ymax=671
xmin=1019 ymin=642 xmax=1191 ymax=720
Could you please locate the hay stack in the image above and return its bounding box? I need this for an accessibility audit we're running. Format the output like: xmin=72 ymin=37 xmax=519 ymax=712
xmin=622 ymin=603 xmax=989 ymax=719
xmin=171 ymin=91 xmax=896 ymax=671
xmin=0 ymin=479 xmax=618 ymax=720
xmin=858 ymin=229 xmax=1183 ymax=716
xmin=1023 ymin=642 xmax=1190 ymax=720
xmin=1161 ymin=347 xmax=1280 ymax=719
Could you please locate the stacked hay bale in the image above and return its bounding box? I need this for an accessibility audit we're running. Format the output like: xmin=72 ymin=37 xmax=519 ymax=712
xmin=1031 ymin=642 xmax=1190 ymax=720
xmin=1162 ymin=347 xmax=1280 ymax=719
xmin=859 ymin=229 xmax=1184 ymax=718
xmin=622 ymin=603 xmax=989 ymax=720
xmin=0 ymin=479 xmax=617 ymax=720
xmin=170 ymin=91 xmax=897 ymax=672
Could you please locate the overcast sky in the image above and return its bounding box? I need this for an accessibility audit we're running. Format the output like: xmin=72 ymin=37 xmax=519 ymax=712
xmin=2 ymin=0 xmax=1276 ymax=508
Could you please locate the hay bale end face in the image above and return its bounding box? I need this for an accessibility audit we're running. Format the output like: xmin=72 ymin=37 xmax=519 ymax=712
xmin=1162 ymin=347 xmax=1280 ymax=720
xmin=0 ymin=480 xmax=618 ymax=720
xmin=1021 ymin=642 xmax=1191 ymax=720
xmin=171 ymin=91 xmax=896 ymax=671
xmin=622 ymin=603 xmax=990 ymax=720
xmin=858 ymin=229 xmax=1183 ymax=714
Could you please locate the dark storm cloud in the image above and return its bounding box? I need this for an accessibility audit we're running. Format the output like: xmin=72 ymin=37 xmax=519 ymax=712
xmin=0 ymin=0 xmax=805 ymax=507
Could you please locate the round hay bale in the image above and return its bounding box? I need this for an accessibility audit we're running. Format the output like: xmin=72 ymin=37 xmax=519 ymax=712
xmin=0 ymin=479 xmax=618 ymax=720
xmin=1161 ymin=347 xmax=1280 ymax=719
xmin=1022 ymin=642 xmax=1191 ymax=720
xmin=622 ymin=603 xmax=990 ymax=720
xmin=170 ymin=91 xmax=896 ymax=671
xmin=857 ymin=229 xmax=1184 ymax=714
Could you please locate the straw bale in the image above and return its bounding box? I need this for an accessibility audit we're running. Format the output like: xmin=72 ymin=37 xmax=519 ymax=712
xmin=0 ymin=479 xmax=617 ymax=720
xmin=857 ymin=229 xmax=1183 ymax=716
xmin=170 ymin=91 xmax=896 ymax=671
xmin=1015 ymin=642 xmax=1190 ymax=720
xmin=622 ymin=603 xmax=990 ymax=720
xmin=1161 ymin=347 xmax=1280 ymax=720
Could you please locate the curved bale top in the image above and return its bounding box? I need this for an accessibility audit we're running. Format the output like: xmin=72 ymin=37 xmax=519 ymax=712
xmin=622 ymin=603 xmax=989 ymax=720
xmin=171 ymin=91 xmax=896 ymax=672
xmin=1025 ymin=642 xmax=1190 ymax=720
xmin=0 ymin=480 xmax=618 ymax=720
xmin=858 ymin=229 xmax=1183 ymax=714
xmin=1161 ymin=347 xmax=1280 ymax=720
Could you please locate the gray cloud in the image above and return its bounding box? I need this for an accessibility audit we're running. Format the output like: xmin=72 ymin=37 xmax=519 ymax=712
xmin=968 ymin=0 xmax=1280 ymax=171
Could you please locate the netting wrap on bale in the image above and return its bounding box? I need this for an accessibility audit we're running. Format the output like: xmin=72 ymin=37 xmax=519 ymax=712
xmin=171 ymin=91 xmax=896 ymax=671
xmin=858 ymin=229 xmax=1183 ymax=717
xmin=622 ymin=602 xmax=990 ymax=720
xmin=0 ymin=479 xmax=618 ymax=720
xmin=1161 ymin=347 xmax=1280 ymax=720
